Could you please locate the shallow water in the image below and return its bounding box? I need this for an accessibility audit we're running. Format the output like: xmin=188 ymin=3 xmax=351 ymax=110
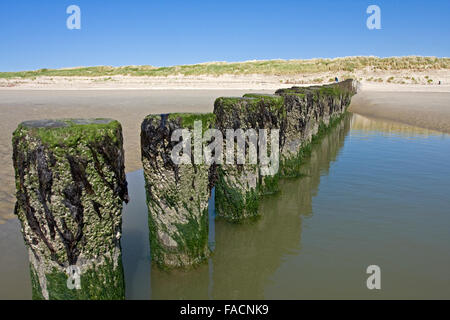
xmin=1 ymin=113 xmax=449 ymax=299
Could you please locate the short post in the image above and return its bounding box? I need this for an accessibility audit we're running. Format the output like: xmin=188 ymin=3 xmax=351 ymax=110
xmin=141 ymin=113 xmax=214 ymax=269
xmin=12 ymin=119 xmax=128 ymax=300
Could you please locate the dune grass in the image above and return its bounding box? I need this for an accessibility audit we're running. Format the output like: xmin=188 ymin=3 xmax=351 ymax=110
xmin=1 ymin=56 xmax=449 ymax=79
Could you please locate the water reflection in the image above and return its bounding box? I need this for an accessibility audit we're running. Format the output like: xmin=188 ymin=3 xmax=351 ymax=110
xmin=121 ymin=170 xmax=151 ymax=300
xmin=351 ymin=113 xmax=446 ymax=137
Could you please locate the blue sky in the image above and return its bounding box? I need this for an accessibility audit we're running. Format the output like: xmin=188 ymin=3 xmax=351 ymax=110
xmin=0 ymin=0 xmax=449 ymax=71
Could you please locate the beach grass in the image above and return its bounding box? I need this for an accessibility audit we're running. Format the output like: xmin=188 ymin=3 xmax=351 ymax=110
xmin=1 ymin=56 xmax=449 ymax=79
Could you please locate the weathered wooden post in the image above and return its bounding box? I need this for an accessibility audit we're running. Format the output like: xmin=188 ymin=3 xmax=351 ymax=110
xmin=213 ymin=95 xmax=286 ymax=222
xmin=274 ymin=88 xmax=318 ymax=178
xmin=12 ymin=119 xmax=128 ymax=300
xmin=141 ymin=113 xmax=215 ymax=269
xmin=275 ymin=80 xmax=358 ymax=178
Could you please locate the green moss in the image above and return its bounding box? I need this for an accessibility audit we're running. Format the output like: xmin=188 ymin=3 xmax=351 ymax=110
xmin=13 ymin=119 xmax=121 ymax=149
xmin=317 ymin=86 xmax=344 ymax=98
xmin=167 ymin=113 xmax=216 ymax=132
xmin=173 ymin=205 xmax=209 ymax=263
xmin=243 ymin=93 xmax=284 ymax=105
xmin=145 ymin=184 xmax=210 ymax=270
xmin=259 ymin=174 xmax=280 ymax=195
xmin=243 ymin=94 xmax=286 ymax=118
xmin=278 ymin=85 xmax=345 ymax=99
xmin=214 ymin=167 xmax=260 ymax=223
xmin=279 ymin=145 xmax=312 ymax=179
xmin=216 ymin=95 xmax=285 ymax=117
xmin=30 ymin=265 xmax=45 ymax=300
xmin=41 ymin=257 xmax=125 ymax=300
xmin=277 ymin=89 xmax=306 ymax=99
xmin=214 ymin=97 xmax=258 ymax=114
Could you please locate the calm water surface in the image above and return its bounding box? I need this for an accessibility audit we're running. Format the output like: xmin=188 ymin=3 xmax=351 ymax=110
xmin=1 ymin=113 xmax=449 ymax=299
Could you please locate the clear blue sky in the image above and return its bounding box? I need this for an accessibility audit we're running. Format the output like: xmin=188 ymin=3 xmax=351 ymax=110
xmin=0 ymin=0 xmax=449 ymax=71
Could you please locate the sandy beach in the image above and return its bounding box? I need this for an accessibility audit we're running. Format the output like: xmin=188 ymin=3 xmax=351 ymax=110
xmin=1 ymin=82 xmax=449 ymax=223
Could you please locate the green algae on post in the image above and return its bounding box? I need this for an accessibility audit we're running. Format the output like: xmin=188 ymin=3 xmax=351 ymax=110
xmin=140 ymin=113 xmax=214 ymax=269
xmin=275 ymin=79 xmax=358 ymax=178
xmin=213 ymin=96 xmax=286 ymax=222
xmin=12 ymin=118 xmax=128 ymax=300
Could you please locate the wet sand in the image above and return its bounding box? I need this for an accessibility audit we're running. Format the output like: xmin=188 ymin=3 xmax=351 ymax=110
xmin=349 ymin=90 xmax=450 ymax=134
xmin=0 ymin=89 xmax=262 ymax=223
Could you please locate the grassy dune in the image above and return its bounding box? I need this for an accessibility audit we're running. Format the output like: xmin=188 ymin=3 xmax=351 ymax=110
xmin=1 ymin=56 xmax=449 ymax=79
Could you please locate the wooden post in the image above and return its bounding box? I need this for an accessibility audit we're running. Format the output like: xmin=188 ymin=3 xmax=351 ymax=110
xmin=12 ymin=119 xmax=128 ymax=300
xmin=141 ymin=113 xmax=214 ymax=269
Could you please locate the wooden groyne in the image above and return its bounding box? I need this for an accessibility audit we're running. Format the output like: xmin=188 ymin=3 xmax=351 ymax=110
xmin=13 ymin=80 xmax=359 ymax=284
xmin=141 ymin=80 xmax=358 ymax=269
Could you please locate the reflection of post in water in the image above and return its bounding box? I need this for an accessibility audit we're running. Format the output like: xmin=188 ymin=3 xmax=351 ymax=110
xmin=304 ymin=113 xmax=351 ymax=184
xmin=150 ymin=262 xmax=210 ymax=300
xmin=149 ymin=113 xmax=352 ymax=299
xmin=279 ymin=114 xmax=351 ymax=222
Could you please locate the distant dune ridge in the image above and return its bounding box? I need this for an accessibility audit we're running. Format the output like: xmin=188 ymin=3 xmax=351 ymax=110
xmin=1 ymin=56 xmax=449 ymax=78
xmin=0 ymin=56 xmax=449 ymax=90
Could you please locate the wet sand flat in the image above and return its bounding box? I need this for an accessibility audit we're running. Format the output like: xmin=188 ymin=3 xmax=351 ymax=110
xmin=349 ymin=90 xmax=450 ymax=134
xmin=0 ymin=89 xmax=261 ymax=223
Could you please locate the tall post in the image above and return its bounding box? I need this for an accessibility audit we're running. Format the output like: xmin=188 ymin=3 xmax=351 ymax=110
xmin=12 ymin=119 xmax=128 ymax=300
xmin=141 ymin=113 xmax=214 ymax=269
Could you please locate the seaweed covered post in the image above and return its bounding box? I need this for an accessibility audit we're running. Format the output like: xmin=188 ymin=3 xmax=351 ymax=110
xmin=213 ymin=95 xmax=286 ymax=223
xmin=141 ymin=113 xmax=215 ymax=269
xmin=12 ymin=119 xmax=128 ymax=300
xmin=275 ymin=80 xmax=359 ymax=178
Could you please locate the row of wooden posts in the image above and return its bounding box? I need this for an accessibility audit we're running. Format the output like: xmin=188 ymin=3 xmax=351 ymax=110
xmin=12 ymin=80 xmax=358 ymax=299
